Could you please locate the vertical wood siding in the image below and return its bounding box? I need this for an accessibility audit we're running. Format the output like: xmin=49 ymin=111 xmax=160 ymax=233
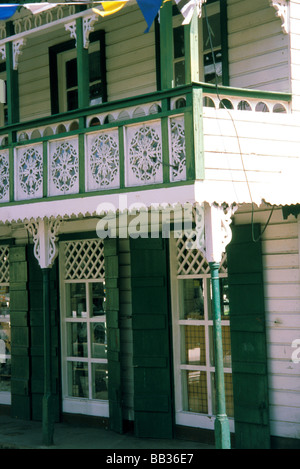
xmin=227 ymin=0 xmax=290 ymax=92
xmin=233 ymin=205 xmax=300 ymax=440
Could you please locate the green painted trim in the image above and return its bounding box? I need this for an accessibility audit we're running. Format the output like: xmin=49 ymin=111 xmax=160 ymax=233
xmin=118 ymin=126 xmax=125 ymax=189
xmin=76 ymin=17 xmax=89 ymax=109
xmin=154 ymin=17 xmax=161 ymax=91
xmin=5 ymin=41 xmax=19 ymax=125
xmin=8 ymin=138 xmax=14 ymax=202
xmin=193 ymin=88 xmax=204 ymax=180
xmin=59 ymin=231 xmax=99 ymax=241
xmin=220 ymin=0 xmax=229 ymax=86
xmin=43 ymin=141 xmax=48 ymax=197
xmin=161 ymin=116 xmax=170 ymax=184
xmin=159 ymin=0 xmax=174 ymax=89
xmin=196 ymin=82 xmax=292 ymax=102
xmin=78 ymin=132 xmax=85 ymax=194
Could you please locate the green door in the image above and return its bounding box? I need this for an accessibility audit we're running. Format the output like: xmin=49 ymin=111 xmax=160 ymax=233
xmin=130 ymin=238 xmax=174 ymax=438
xmin=226 ymin=224 xmax=271 ymax=449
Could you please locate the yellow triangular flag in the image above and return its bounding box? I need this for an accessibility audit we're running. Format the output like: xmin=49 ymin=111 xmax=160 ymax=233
xmin=92 ymin=1 xmax=127 ymax=17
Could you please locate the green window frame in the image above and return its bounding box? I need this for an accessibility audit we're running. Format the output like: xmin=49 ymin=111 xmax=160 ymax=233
xmin=172 ymin=0 xmax=229 ymax=87
xmin=49 ymin=30 xmax=107 ymax=115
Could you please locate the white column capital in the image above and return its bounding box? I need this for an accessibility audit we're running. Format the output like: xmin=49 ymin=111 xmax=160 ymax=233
xmin=204 ymin=203 xmax=237 ymax=264
xmin=24 ymin=216 xmax=62 ymax=269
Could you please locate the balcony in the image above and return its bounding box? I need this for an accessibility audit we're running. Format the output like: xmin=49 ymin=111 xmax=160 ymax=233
xmin=0 ymin=83 xmax=294 ymax=220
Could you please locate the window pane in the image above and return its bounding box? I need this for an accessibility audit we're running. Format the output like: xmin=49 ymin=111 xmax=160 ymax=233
xmin=184 ymin=325 xmax=206 ymax=365
xmin=66 ymin=57 xmax=78 ymax=88
xmin=0 ymin=286 xmax=9 ymax=316
xmin=0 ymin=320 xmax=11 ymax=393
xmin=89 ymin=51 xmax=101 ymax=82
xmin=67 ymin=283 xmax=87 ymax=318
xmin=67 ymin=322 xmax=88 ymax=358
xmin=184 ymin=370 xmax=208 ymax=414
xmin=91 ymin=283 xmax=105 ymax=317
xmin=174 ymin=60 xmax=185 ymax=87
xmin=91 ymin=323 xmax=107 ymax=359
xmin=92 ymin=364 xmax=108 ymax=400
xmin=204 ymin=50 xmax=222 ymax=84
xmin=203 ymin=13 xmax=221 ymax=50
xmin=211 ymin=372 xmax=234 ymax=418
xmin=209 ymin=325 xmax=232 ymax=368
xmin=67 ymin=89 xmax=78 ymax=111
xmin=68 ymin=361 xmax=89 ymax=398
xmin=89 ymin=83 xmax=103 ymax=106
xmin=182 ymin=279 xmax=204 ymax=319
xmin=173 ymin=26 xmax=185 ymax=59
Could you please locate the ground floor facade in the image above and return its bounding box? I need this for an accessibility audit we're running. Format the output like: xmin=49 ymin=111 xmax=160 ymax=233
xmin=0 ymin=204 xmax=299 ymax=449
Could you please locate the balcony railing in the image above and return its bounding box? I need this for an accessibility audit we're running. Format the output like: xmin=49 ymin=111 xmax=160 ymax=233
xmin=0 ymin=83 xmax=291 ymax=206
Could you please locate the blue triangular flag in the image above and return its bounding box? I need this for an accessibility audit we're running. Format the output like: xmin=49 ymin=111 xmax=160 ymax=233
xmin=136 ymin=0 xmax=163 ymax=33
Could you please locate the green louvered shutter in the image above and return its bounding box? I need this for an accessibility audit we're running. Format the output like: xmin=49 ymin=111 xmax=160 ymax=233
xmin=10 ymin=246 xmax=31 ymax=419
xmin=130 ymin=238 xmax=173 ymax=439
xmin=226 ymin=224 xmax=271 ymax=449
xmin=104 ymin=238 xmax=123 ymax=434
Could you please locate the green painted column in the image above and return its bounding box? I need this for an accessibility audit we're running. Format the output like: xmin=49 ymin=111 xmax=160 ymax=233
xmin=76 ymin=17 xmax=89 ymax=109
xmin=42 ymin=267 xmax=54 ymax=446
xmin=159 ymin=0 xmax=173 ymax=89
xmin=209 ymin=261 xmax=231 ymax=449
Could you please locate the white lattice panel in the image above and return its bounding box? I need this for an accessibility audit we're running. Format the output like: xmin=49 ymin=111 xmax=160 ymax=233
xmin=125 ymin=121 xmax=163 ymax=187
xmin=0 ymin=246 xmax=9 ymax=283
xmin=176 ymin=234 xmax=227 ymax=276
xmin=0 ymin=150 xmax=9 ymax=203
xmin=63 ymin=239 xmax=105 ymax=280
xmin=48 ymin=137 xmax=79 ymax=196
xmin=86 ymin=129 xmax=120 ymax=192
xmin=15 ymin=144 xmax=43 ymax=201
xmin=169 ymin=116 xmax=186 ymax=182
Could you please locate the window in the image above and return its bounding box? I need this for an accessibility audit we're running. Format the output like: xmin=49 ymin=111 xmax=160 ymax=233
xmin=0 ymin=66 xmax=8 ymax=128
xmin=49 ymin=30 xmax=106 ymax=114
xmin=0 ymin=246 xmax=10 ymax=405
xmin=173 ymin=0 xmax=228 ymax=86
xmin=170 ymin=235 xmax=234 ymax=430
xmin=60 ymin=239 xmax=108 ymax=417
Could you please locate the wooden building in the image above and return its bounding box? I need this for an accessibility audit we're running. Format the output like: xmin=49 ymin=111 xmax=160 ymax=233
xmin=0 ymin=0 xmax=299 ymax=449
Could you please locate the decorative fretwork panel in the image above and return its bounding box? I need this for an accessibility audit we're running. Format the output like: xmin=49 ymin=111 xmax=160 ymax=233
xmin=86 ymin=130 xmax=120 ymax=191
xmin=0 ymin=150 xmax=9 ymax=203
xmin=170 ymin=116 xmax=186 ymax=182
xmin=176 ymin=233 xmax=227 ymax=276
xmin=126 ymin=121 xmax=163 ymax=186
xmin=49 ymin=138 xmax=79 ymax=196
xmin=0 ymin=246 xmax=9 ymax=283
xmin=15 ymin=144 xmax=43 ymax=200
xmin=63 ymin=239 xmax=105 ymax=280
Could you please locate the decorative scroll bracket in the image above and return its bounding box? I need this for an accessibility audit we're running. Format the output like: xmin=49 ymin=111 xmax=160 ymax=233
xmin=270 ymin=0 xmax=289 ymax=34
xmin=24 ymin=216 xmax=62 ymax=269
xmin=13 ymin=38 xmax=26 ymax=70
xmin=203 ymin=202 xmax=237 ymax=264
xmin=65 ymin=14 xmax=98 ymax=49
xmin=83 ymin=14 xmax=97 ymax=48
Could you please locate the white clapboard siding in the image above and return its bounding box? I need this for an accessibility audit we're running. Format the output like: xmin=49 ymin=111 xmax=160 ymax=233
xmin=290 ymin=1 xmax=300 ymax=112
xmin=233 ymin=205 xmax=300 ymax=439
xmin=203 ymin=110 xmax=300 ymax=197
xmin=118 ymin=238 xmax=134 ymax=421
xmin=227 ymin=0 xmax=290 ymax=92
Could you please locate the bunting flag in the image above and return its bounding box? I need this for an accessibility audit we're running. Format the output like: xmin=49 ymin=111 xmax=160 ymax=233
xmin=92 ymin=1 xmax=127 ymax=17
xmin=0 ymin=5 xmax=18 ymax=20
xmin=174 ymin=0 xmax=206 ymax=24
xmin=136 ymin=0 xmax=163 ymax=33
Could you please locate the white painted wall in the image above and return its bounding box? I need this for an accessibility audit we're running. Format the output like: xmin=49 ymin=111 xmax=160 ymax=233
xmin=227 ymin=0 xmax=290 ymax=92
